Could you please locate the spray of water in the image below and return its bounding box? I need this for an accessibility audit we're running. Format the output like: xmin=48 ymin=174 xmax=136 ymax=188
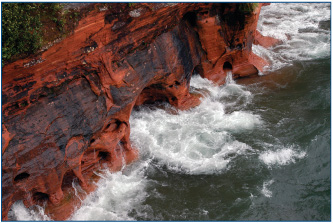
xmin=253 ymin=3 xmax=330 ymax=71
xmin=225 ymin=71 xmax=235 ymax=85
xmin=8 ymin=201 xmax=51 ymax=221
xmin=259 ymin=147 xmax=306 ymax=167
xmin=130 ymin=75 xmax=261 ymax=175
xmin=70 ymin=162 xmax=149 ymax=221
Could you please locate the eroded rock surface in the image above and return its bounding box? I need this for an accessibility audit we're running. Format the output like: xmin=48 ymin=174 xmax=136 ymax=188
xmin=2 ymin=3 xmax=275 ymax=220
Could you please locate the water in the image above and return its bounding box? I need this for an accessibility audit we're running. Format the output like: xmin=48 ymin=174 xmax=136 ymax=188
xmin=253 ymin=3 xmax=330 ymax=71
xmin=9 ymin=3 xmax=330 ymax=221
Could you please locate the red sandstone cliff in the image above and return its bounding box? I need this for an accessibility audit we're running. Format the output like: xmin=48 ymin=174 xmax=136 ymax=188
xmin=1 ymin=3 xmax=278 ymax=220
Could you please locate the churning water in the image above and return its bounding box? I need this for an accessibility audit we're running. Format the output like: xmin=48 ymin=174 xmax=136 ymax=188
xmin=9 ymin=3 xmax=331 ymax=221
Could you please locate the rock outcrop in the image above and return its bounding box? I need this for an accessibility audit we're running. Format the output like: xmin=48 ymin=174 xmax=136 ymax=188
xmin=1 ymin=3 xmax=276 ymax=220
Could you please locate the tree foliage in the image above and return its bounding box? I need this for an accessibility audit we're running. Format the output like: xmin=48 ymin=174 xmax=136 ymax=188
xmin=238 ymin=3 xmax=259 ymax=13
xmin=2 ymin=3 xmax=63 ymax=65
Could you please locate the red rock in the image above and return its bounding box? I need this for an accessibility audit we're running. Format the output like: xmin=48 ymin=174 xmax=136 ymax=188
xmin=1 ymin=124 xmax=14 ymax=155
xmin=194 ymin=3 xmax=269 ymax=84
xmin=254 ymin=30 xmax=282 ymax=48
xmin=1 ymin=3 xmax=268 ymax=220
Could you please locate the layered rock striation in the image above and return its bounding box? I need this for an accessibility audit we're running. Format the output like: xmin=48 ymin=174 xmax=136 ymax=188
xmin=1 ymin=3 xmax=278 ymax=220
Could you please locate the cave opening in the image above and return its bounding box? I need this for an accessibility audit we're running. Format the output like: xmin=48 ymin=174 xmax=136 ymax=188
xmin=98 ymin=151 xmax=111 ymax=162
xmin=81 ymin=148 xmax=109 ymax=173
xmin=105 ymin=120 xmax=121 ymax=132
xmin=135 ymin=85 xmax=169 ymax=106
xmin=33 ymin=192 xmax=49 ymax=204
xmin=61 ymin=170 xmax=79 ymax=191
xmin=183 ymin=11 xmax=197 ymax=27
xmin=223 ymin=61 xmax=232 ymax=71
xmin=14 ymin=172 xmax=30 ymax=182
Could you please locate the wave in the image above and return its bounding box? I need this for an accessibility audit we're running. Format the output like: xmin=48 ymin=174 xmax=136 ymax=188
xmin=130 ymin=75 xmax=262 ymax=175
xmin=253 ymin=3 xmax=330 ymax=71
xmin=259 ymin=147 xmax=306 ymax=167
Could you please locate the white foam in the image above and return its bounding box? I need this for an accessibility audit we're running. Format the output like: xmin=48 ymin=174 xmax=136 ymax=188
xmin=225 ymin=71 xmax=235 ymax=85
xmin=9 ymin=162 xmax=152 ymax=221
xmin=8 ymin=201 xmax=51 ymax=221
xmin=130 ymin=75 xmax=262 ymax=175
xmin=70 ymin=163 xmax=149 ymax=221
xmin=259 ymin=147 xmax=306 ymax=167
xmin=254 ymin=3 xmax=330 ymax=71
xmin=261 ymin=179 xmax=274 ymax=198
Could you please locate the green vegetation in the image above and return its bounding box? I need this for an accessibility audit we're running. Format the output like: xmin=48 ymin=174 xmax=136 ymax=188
xmin=2 ymin=3 xmax=41 ymax=64
xmin=1 ymin=3 xmax=70 ymax=66
xmin=128 ymin=3 xmax=136 ymax=7
xmin=238 ymin=3 xmax=259 ymax=13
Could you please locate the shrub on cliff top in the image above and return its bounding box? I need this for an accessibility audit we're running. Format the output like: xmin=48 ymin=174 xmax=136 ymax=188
xmin=2 ymin=3 xmax=42 ymax=65
xmin=238 ymin=3 xmax=259 ymax=13
xmin=1 ymin=3 xmax=64 ymax=66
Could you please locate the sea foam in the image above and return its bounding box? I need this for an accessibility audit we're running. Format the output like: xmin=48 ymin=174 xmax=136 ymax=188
xmin=259 ymin=147 xmax=306 ymax=167
xmin=130 ymin=75 xmax=262 ymax=175
xmin=253 ymin=3 xmax=330 ymax=71
xmin=8 ymin=201 xmax=51 ymax=221
xmin=70 ymin=162 xmax=149 ymax=220
xmin=261 ymin=180 xmax=274 ymax=198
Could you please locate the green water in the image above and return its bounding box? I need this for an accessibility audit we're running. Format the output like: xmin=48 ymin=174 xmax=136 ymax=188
xmin=131 ymin=58 xmax=330 ymax=221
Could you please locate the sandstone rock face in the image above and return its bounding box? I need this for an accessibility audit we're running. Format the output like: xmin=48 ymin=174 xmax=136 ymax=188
xmin=2 ymin=3 xmax=273 ymax=220
xmin=195 ymin=3 xmax=267 ymax=83
xmin=254 ymin=30 xmax=282 ymax=48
